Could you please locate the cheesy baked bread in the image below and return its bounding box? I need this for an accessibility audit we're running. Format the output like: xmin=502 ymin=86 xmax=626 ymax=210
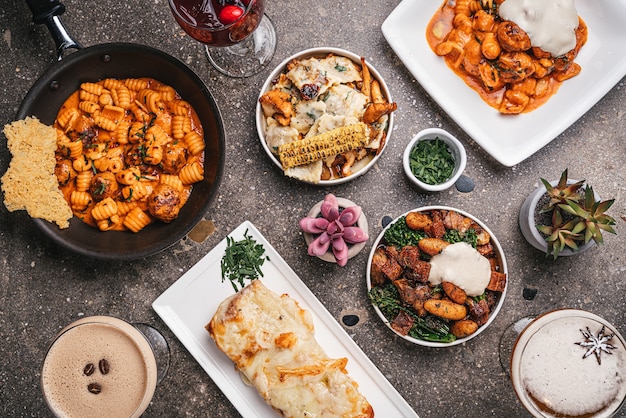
xmin=206 ymin=280 xmax=374 ymax=417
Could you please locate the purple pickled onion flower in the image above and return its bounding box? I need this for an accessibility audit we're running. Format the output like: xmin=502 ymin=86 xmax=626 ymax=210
xmin=338 ymin=206 xmax=362 ymax=227
xmin=320 ymin=193 xmax=339 ymax=221
xmin=342 ymin=226 xmax=368 ymax=244
xmin=299 ymin=217 xmax=329 ymax=234
xmin=308 ymin=233 xmax=331 ymax=256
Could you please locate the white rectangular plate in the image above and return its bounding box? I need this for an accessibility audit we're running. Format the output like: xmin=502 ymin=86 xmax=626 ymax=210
xmin=382 ymin=0 xmax=626 ymax=166
xmin=153 ymin=221 xmax=418 ymax=418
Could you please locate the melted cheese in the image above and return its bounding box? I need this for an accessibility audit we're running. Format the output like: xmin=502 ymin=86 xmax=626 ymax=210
xmin=207 ymin=280 xmax=373 ymax=417
xmin=499 ymin=0 xmax=579 ymax=57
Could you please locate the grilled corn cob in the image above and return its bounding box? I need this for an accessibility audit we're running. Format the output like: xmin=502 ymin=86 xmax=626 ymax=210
xmin=278 ymin=123 xmax=369 ymax=169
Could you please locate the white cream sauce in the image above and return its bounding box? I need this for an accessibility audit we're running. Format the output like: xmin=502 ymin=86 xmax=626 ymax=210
xmin=499 ymin=0 xmax=579 ymax=57
xmin=427 ymin=242 xmax=491 ymax=296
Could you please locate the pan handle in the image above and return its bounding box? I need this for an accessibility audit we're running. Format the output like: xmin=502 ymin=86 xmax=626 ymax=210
xmin=25 ymin=0 xmax=82 ymax=60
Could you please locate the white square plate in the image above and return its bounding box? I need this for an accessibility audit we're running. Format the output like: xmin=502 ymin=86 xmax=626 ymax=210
xmin=382 ymin=0 xmax=626 ymax=166
xmin=152 ymin=221 xmax=418 ymax=417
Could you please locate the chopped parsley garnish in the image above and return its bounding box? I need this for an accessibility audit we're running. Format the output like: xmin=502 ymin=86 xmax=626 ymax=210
xmin=383 ymin=216 xmax=426 ymax=247
xmin=221 ymin=229 xmax=270 ymax=292
xmin=409 ymin=137 xmax=455 ymax=185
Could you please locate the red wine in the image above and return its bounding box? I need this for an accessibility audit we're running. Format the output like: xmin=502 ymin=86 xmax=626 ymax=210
xmin=169 ymin=0 xmax=264 ymax=47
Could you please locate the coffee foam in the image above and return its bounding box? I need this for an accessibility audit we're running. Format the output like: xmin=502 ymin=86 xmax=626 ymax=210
xmin=520 ymin=316 xmax=626 ymax=417
xmin=41 ymin=318 xmax=157 ymax=418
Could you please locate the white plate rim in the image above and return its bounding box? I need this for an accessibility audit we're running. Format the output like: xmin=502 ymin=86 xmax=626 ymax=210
xmin=152 ymin=220 xmax=418 ymax=417
xmin=255 ymin=47 xmax=395 ymax=185
xmin=365 ymin=206 xmax=508 ymax=348
xmin=381 ymin=0 xmax=626 ymax=166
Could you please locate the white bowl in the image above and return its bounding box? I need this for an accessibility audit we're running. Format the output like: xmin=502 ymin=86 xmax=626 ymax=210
xmin=402 ymin=128 xmax=466 ymax=192
xmin=256 ymin=47 xmax=394 ymax=186
xmin=366 ymin=206 xmax=508 ymax=347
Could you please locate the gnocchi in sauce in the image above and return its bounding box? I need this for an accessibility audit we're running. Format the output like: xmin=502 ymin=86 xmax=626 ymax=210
xmin=54 ymin=78 xmax=205 ymax=232
xmin=426 ymin=0 xmax=587 ymax=114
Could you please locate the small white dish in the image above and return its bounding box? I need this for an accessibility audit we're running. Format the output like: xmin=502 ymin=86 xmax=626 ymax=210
xmin=403 ymin=128 xmax=466 ymax=192
xmin=256 ymin=47 xmax=394 ymax=185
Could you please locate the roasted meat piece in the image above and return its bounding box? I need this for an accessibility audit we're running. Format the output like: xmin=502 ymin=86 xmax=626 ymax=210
xmin=370 ymin=246 xmax=403 ymax=286
xmin=467 ymin=298 xmax=490 ymax=326
xmin=477 ymin=242 xmax=494 ymax=257
xmin=487 ymin=271 xmax=507 ymax=292
xmin=397 ymin=246 xmax=431 ymax=283
xmin=411 ymin=284 xmax=432 ymax=317
xmin=370 ymin=248 xmax=389 ymax=287
xmin=390 ymin=310 xmax=414 ymax=336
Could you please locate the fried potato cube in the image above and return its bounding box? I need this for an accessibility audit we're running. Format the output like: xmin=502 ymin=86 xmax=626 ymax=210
xmin=405 ymin=211 xmax=433 ymax=231
xmin=451 ymin=319 xmax=479 ymax=338
xmin=442 ymin=281 xmax=467 ymax=305
xmin=418 ymin=237 xmax=450 ymax=256
xmin=423 ymin=299 xmax=467 ymax=321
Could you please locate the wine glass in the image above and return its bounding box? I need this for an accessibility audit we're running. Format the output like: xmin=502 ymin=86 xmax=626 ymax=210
xmin=500 ymin=309 xmax=626 ymax=417
xmin=41 ymin=316 xmax=171 ymax=417
xmin=168 ymin=0 xmax=277 ymax=78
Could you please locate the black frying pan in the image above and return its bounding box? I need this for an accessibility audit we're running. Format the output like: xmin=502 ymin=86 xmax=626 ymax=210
xmin=17 ymin=0 xmax=226 ymax=260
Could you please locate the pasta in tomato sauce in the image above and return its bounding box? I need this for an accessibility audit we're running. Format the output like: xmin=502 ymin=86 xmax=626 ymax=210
xmin=426 ymin=0 xmax=587 ymax=114
xmin=54 ymin=77 xmax=205 ymax=232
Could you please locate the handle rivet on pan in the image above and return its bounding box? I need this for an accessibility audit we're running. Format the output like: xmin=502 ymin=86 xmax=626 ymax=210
xmin=101 ymin=54 xmax=112 ymax=63
xmin=48 ymin=80 xmax=60 ymax=91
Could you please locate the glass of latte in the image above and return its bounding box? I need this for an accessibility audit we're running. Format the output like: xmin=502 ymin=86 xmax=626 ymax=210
xmin=41 ymin=316 xmax=168 ymax=418
xmin=509 ymin=309 xmax=626 ymax=418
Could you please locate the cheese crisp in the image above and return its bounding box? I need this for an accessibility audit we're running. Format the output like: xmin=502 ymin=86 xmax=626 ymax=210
xmin=1 ymin=117 xmax=72 ymax=228
xmin=207 ymin=280 xmax=374 ymax=417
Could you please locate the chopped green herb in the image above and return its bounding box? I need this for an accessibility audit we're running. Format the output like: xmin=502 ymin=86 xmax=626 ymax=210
xmin=335 ymin=64 xmax=347 ymax=72
xmin=220 ymin=229 xmax=270 ymax=292
xmin=409 ymin=137 xmax=455 ymax=185
xmin=442 ymin=228 xmax=478 ymax=247
xmin=383 ymin=216 xmax=426 ymax=247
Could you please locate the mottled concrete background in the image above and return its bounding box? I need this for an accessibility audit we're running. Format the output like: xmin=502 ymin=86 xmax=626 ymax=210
xmin=1 ymin=0 xmax=625 ymax=417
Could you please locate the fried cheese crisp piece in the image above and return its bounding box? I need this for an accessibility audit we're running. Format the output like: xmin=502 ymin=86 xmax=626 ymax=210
xmin=207 ymin=280 xmax=374 ymax=418
xmin=1 ymin=117 xmax=72 ymax=228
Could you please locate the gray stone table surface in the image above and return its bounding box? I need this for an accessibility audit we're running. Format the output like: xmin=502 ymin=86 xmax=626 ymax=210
xmin=1 ymin=0 xmax=625 ymax=417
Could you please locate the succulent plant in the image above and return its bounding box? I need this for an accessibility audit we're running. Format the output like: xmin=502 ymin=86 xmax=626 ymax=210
xmin=535 ymin=169 xmax=616 ymax=259
xmin=299 ymin=194 xmax=368 ymax=266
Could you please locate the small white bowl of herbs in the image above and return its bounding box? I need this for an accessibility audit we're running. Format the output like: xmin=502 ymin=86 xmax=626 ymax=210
xmin=403 ymin=128 xmax=466 ymax=192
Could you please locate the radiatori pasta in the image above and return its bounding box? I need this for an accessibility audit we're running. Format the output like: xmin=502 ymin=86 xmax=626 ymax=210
xmin=426 ymin=0 xmax=587 ymax=114
xmin=54 ymin=77 xmax=205 ymax=232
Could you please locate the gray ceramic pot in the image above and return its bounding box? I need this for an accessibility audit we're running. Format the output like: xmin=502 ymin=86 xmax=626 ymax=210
xmin=519 ymin=180 xmax=596 ymax=257
xmin=303 ymin=197 xmax=369 ymax=263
